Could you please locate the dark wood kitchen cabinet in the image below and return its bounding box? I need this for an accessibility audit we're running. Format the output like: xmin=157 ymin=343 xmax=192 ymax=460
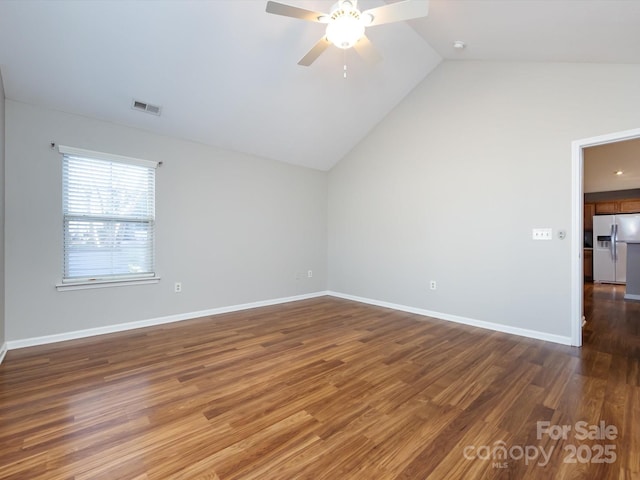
xmin=618 ymin=198 xmax=640 ymax=213
xmin=594 ymin=198 xmax=640 ymax=215
xmin=595 ymin=201 xmax=618 ymax=215
xmin=584 ymin=203 xmax=595 ymax=230
xmin=584 ymin=249 xmax=593 ymax=281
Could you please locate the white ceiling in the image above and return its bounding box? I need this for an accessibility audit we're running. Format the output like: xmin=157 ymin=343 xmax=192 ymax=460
xmin=1 ymin=1 xmax=639 ymax=171
xmin=584 ymin=138 xmax=640 ymax=194
xmin=414 ymin=0 xmax=640 ymax=64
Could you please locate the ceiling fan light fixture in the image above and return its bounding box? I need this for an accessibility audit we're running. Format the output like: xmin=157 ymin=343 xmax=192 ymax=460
xmin=326 ymin=17 xmax=365 ymax=48
xmin=326 ymin=4 xmax=365 ymax=49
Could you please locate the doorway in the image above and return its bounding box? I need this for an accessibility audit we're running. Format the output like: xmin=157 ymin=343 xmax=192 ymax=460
xmin=571 ymin=127 xmax=640 ymax=346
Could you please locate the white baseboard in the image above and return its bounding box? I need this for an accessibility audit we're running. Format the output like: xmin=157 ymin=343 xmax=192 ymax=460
xmin=5 ymin=289 xmax=573 ymax=352
xmin=624 ymin=293 xmax=640 ymax=301
xmin=0 ymin=342 xmax=7 ymax=365
xmin=6 ymin=291 xmax=329 ymax=351
xmin=327 ymin=291 xmax=573 ymax=346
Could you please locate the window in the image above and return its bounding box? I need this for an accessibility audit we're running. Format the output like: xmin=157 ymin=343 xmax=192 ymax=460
xmin=59 ymin=145 xmax=158 ymax=285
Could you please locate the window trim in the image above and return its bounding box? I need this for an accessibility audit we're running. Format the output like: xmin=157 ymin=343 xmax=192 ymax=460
xmin=58 ymin=145 xmax=160 ymax=289
xmin=58 ymin=145 xmax=158 ymax=169
xmin=56 ymin=276 xmax=161 ymax=292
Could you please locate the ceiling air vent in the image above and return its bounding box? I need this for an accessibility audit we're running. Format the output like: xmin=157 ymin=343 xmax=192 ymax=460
xmin=131 ymin=99 xmax=162 ymax=116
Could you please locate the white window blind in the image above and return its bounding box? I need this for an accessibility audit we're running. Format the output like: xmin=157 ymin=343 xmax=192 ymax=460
xmin=61 ymin=148 xmax=157 ymax=283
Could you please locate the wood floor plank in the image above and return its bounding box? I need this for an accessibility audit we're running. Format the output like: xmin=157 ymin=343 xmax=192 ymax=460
xmin=1 ymin=288 xmax=639 ymax=478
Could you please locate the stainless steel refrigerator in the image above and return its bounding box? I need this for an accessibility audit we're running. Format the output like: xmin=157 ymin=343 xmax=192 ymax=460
xmin=593 ymin=214 xmax=640 ymax=283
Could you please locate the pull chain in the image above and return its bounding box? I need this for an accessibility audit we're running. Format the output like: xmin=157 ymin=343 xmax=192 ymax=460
xmin=343 ymin=49 xmax=347 ymax=79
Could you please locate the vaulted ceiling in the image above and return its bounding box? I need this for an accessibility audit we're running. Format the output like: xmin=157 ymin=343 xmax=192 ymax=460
xmin=1 ymin=1 xmax=639 ymax=171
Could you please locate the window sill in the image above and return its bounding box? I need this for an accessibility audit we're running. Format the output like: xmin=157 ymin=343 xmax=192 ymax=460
xmin=56 ymin=277 xmax=161 ymax=292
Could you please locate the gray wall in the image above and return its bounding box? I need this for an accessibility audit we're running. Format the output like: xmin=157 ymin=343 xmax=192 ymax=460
xmin=0 ymin=70 xmax=5 ymax=350
xmin=7 ymin=61 xmax=640 ymax=345
xmin=5 ymin=100 xmax=327 ymax=341
xmin=585 ymin=189 xmax=640 ymax=202
xmin=328 ymin=61 xmax=640 ymax=339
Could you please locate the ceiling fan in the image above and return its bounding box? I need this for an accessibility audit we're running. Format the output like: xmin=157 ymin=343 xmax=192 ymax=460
xmin=265 ymin=0 xmax=429 ymax=66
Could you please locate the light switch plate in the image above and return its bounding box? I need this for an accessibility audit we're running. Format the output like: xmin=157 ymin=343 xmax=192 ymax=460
xmin=532 ymin=228 xmax=552 ymax=240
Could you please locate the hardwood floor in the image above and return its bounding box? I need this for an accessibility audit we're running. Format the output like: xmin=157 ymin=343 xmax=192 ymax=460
xmin=583 ymin=282 xmax=640 ymax=357
xmin=0 ymin=292 xmax=638 ymax=479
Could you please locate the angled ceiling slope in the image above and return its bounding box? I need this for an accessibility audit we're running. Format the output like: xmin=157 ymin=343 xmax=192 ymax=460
xmin=1 ymin=1 xmax=639 ymax=170
xmin=0 ymin=0 xmax=440 ymax=171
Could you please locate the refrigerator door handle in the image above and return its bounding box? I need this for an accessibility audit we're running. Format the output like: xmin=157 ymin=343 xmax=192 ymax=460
xmin=610 ymin=224 xmax=616 ymax=261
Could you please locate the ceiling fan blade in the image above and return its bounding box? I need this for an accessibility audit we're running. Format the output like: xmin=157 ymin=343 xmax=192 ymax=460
xmin=353 ymin=35 xmax=382 ymax=64
xmin=265 ymin=1 xmax=328 ymax=23
xmin=298 ymin=37 xmax=331 ymax=66
xmin=362 ymin=0 xmax=428 ymax=27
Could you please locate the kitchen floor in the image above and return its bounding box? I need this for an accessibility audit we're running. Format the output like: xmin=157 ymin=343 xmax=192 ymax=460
xmin=583 ymin=282 xmax=640 ymax=357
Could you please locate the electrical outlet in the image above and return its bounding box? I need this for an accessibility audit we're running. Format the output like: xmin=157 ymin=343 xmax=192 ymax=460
xmin=307 ymin=270 xmax=313 ymax=278
xmin=430 ymin=280 xmax=437 ymax=290
xmin=174 ymin=282 xmax=182 ymax=293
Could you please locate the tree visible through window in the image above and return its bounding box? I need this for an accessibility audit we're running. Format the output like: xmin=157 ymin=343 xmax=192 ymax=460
xmin=61 ymin=148 xmax=157 ymax=282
